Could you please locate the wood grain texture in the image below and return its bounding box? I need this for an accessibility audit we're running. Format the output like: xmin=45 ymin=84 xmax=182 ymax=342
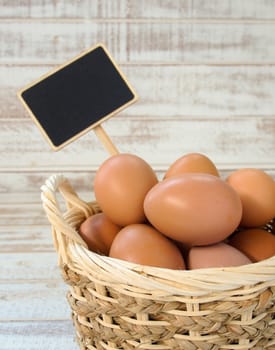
xmin=1 ymin=1 xmax=275 ymax=349
xmin=3 ymin=65 xmax=275 ymax=119
xmin=1 ymin=0 xmax=275 ymax=20
xmin=0 ymin=225 xmax=54 ymax=252
xmin=1 ymin=117 xmax=275 ymax=171
xmin=1 ymin=252 xmax=60 ymax=280
xmin=1 ymin=21 xmax=275 ymax=64
xmin=0 ymin=281 xmax=70 ymax=320
xmin=0 ymin=320 xmax=78 ymax=350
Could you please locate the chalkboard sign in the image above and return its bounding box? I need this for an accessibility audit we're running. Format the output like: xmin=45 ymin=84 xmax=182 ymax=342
xmin=18 ymin=44 xmax=138 ymax=152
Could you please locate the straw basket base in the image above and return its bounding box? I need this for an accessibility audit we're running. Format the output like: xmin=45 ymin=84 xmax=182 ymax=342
xmin=41 ymin=175 xmax=275 ymax=350
xmin=61 ymin=263 xmax=275 ymax=350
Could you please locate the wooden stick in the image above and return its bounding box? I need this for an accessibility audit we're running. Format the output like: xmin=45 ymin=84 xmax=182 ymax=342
xmin=94 ymin=125 xmax=119 ymax=155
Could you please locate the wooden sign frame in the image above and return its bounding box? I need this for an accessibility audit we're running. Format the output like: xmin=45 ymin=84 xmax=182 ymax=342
xmin=17 ymin=43 xmax=138 ymax=153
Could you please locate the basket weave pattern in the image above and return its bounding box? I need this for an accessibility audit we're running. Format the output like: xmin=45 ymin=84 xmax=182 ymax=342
xmin=41 ymin=174 xmax=275 ymax=350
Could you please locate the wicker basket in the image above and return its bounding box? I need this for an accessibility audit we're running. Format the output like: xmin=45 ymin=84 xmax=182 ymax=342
xmin=41 ymin=173 xmax=275 ymax=350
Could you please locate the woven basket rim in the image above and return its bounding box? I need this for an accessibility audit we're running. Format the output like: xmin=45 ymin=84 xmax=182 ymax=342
xmin=42 ymin=173 xmax=275 ymax=298
xmin=67 ymin=239 xmax=275 ymax=298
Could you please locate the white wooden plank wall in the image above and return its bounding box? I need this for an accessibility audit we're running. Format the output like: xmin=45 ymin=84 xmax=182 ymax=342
xmin=1 ymin=1 xmax=275 ymax=349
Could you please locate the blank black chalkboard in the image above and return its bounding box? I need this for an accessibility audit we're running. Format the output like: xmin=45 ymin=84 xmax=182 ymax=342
xmin=18 ymin=44 xmax=138 ymax=152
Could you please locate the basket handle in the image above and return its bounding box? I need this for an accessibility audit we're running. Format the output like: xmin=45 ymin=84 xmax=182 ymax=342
xmin=41 ymin=174 xmax=95 ymax=263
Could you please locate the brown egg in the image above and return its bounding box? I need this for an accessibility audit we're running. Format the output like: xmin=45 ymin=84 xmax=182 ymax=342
xmin=164 ymin=152 xmax=219 ymax=179
xmin=226 ymin=168 xmax=275 ymax=227
xmin=144 ymin=173 xmax=242 ymax=246
xmin=109 ymin=224 xmax=186 ymax=270
xmin=94 ymin=153 xmax=158 ymax=226
xmin=78 ymin=213 xmax=121 ymax=255
xmin=188 ymin=242 xmax=252 ymax=269
xmin=229 ymin=228 xmax=275 ymax=262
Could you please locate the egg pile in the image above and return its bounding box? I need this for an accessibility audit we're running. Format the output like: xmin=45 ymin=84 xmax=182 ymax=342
xmin=78 ymin=153 xmax=275 ymax=270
